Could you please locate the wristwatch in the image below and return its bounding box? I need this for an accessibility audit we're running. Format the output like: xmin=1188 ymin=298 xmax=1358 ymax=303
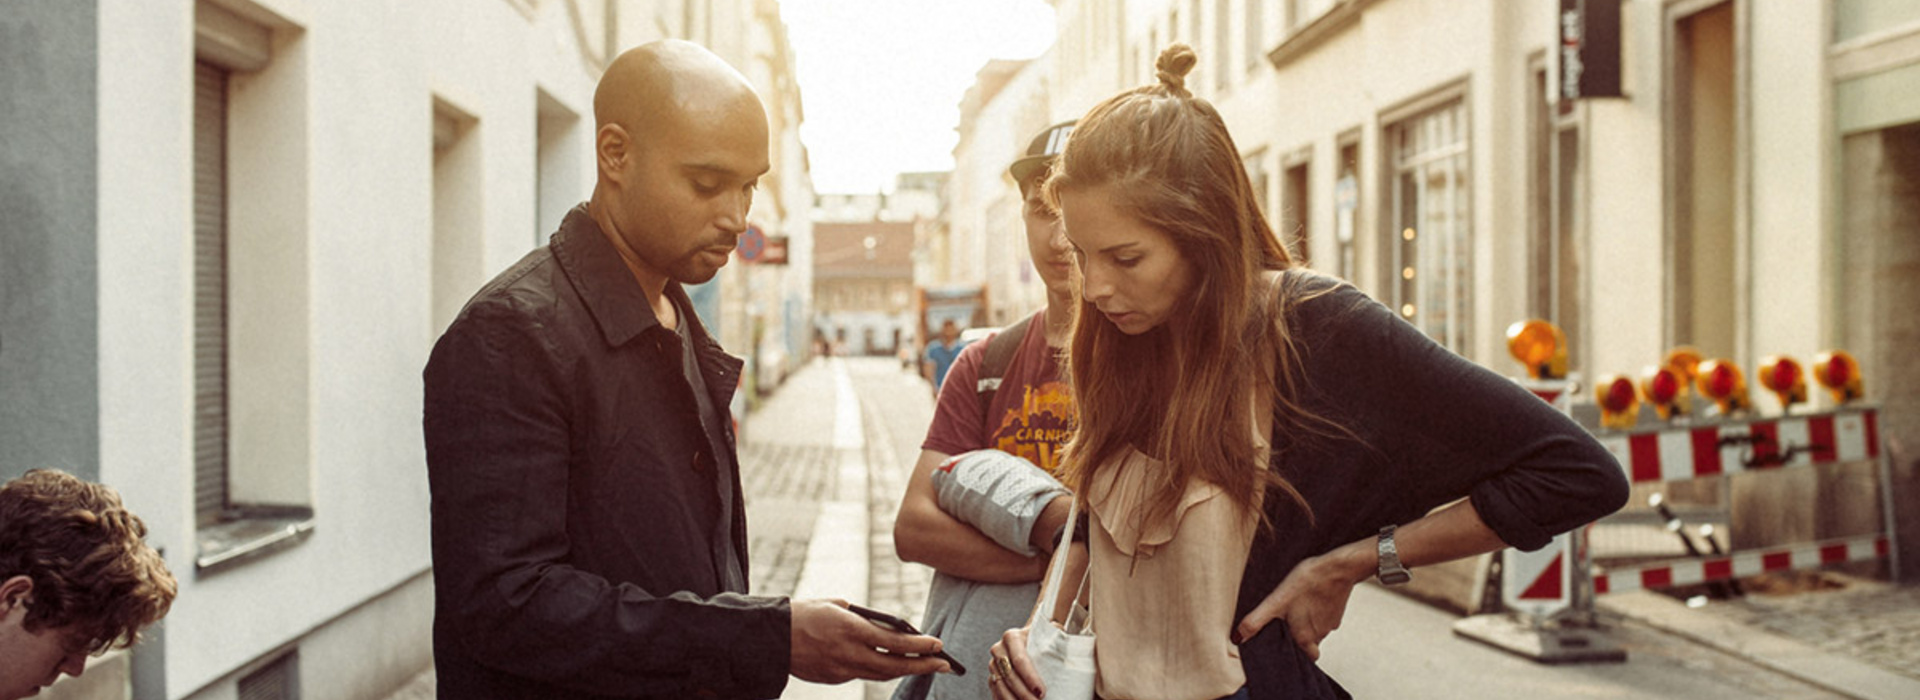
xmin=1376 ymin=525 xmax=1411 ymax=585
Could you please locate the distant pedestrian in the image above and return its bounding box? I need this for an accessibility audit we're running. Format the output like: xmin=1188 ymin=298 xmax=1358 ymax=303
xmin=0 ymin=469 xmax=176 ymax=700
xmin=987 ymin=45 xmax=1628 ymax=700
xmin=922 ymin=319 xmax=971 ymax=393
xmin=893 ymin=120 xmax=1080 ymax=700
xmin=423 ymin=39 xmax=949 ymax=699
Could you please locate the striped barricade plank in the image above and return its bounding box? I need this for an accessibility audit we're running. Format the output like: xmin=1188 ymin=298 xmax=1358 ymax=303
xmin=1597 ymin=408 xmax=1878 ymax=485
xmin=1593 ymin=534 xmax=1890 ymax=595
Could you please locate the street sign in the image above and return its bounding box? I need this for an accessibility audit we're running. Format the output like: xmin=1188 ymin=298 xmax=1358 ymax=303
xmin=738 ymin=224 xmax=767 ymax=261
xmin=761 ymin=235 xmax=789 ymax=265
xmin=1557 ymin=0 xmax=1623 ymax=100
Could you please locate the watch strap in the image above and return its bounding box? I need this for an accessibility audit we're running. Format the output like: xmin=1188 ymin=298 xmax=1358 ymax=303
xmin=1377 ymin=524 xmax=1411 ymax=585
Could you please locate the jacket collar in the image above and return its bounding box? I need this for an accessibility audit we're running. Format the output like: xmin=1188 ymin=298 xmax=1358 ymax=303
xmin=550 ymin=204 xmax=670 ymax=348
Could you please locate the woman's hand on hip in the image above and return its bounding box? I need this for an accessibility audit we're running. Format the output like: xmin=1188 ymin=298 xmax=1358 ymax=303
xmin=1233 ymin=547 xmax=1369 ymax=661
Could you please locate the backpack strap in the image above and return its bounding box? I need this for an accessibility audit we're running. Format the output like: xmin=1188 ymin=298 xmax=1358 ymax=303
xmin=973 ymin=314 xmax=1034 ymax=416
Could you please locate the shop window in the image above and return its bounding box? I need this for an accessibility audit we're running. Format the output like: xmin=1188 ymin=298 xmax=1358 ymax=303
xmin=1387 ymin=99 xmax=1472 ymax=352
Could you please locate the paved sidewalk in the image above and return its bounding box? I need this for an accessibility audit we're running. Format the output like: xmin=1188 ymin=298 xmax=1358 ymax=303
xmin=1600 ymin=572 xmax=1920 ymax=700
xmin=850 ymin=359 xmax=939 ymax=700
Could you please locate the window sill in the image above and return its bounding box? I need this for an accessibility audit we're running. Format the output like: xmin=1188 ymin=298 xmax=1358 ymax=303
xmin=195 ymin=505 xmax=314 ymax=574
xmin=1266 ymin=0 xmax=1377 ymax=71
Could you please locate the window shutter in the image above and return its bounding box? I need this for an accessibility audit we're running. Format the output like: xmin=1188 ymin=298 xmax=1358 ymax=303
xmin=237 ymin=652 xmax=298 ymax=700
xmin=194 ymin=60 xmax=230 ymax=523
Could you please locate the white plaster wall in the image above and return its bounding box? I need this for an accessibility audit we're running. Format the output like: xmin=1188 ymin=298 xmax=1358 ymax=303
xmin=1747 ymin=0 xmax=1832 ymax=414
xmin=431 ymin=0 xmax=544 ymax=278
xmin=950 ymin=61 xmax=1044 ymax=297
xmin=1583 ymin=0 xmax=1670 ymax=382
xmin=1066 ymin=0 xmax=1841 ymax=390
xmin=978 ymin=63 xmax=1049 ymax=323
xmin=96 ymin=0 xmax=197 ymax=630
xmin=95 ymin=0 xmax=610 ymax=695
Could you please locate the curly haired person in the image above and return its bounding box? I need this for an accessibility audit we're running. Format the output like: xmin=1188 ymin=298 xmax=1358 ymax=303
xmin=0 ymin=469 xmax=175 ymax=700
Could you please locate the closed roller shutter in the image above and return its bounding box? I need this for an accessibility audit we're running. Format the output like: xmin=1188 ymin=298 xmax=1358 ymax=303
xmin=194 ymin=60 xmax=229 ymax=524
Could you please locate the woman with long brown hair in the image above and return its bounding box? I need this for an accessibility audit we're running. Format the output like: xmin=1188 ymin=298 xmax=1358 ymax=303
xmin=983 ymin=45 xmax=1627 ymax=700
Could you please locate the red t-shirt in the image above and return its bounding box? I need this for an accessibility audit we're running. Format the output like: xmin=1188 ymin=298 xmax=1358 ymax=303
xmin=921 ymin=313 xmax=1076 ymax=476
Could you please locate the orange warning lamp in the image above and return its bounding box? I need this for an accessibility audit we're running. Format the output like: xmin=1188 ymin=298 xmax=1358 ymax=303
xmin=1694 ymin=359 xmax=1751 ymax=416
xmin=1665 ymin=347 xmax=1703 ymax=385
xmin=1506 ymin=319 xmax=1568 ymax=380
xmin=1756 ymin=355 xmax=1808 ymax=413
xmin=1813 ymin=350 xmax=1864 ymax=404
xmin=1595 ymin=374 xmax=1640 ymax=429
xmin=1638 ymin=364 xmax=1689 ymax=420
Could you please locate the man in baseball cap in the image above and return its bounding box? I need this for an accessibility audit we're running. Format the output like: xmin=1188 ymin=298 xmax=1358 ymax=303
xmin=889 ymin=119 xmax=1081 ymax=700
xmin=1008 ymin=120 xmax=1075 ymax=192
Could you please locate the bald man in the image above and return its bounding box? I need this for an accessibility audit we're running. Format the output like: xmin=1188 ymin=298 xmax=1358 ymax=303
xmin=425 ymin=40 xmax=950 ymax=699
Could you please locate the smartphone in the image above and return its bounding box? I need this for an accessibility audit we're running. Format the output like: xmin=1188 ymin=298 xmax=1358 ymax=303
xmin=846 ymin=604 xmax=968 ymax=676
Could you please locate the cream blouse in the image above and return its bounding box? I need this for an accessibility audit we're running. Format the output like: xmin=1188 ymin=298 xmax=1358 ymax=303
xmin=1084 ymin=409 xmax=1267 ymax=700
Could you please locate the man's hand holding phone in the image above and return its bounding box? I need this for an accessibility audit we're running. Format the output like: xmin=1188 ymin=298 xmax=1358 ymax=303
xmin=847 ymin=604 xmax=967 ymax=675
xmin=789 ymin=599 xmax=956 ymax=684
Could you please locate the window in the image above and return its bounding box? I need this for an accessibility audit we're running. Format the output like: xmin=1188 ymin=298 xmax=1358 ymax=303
xmin=1191 ymin=1 xmax=1203 ymax=72
xmin=193 ymin=59 xmax=231 ymax=525
xmin=1190 ymin=0 xmax=1202 ymax=42
xmin=1215 ymin=0 xmax=1231 ymax=91
xmin=1247 ymin=0 xmax=1266 ymax=73
xmin=1290 ymin=0 xmax=1337 ymax=31
xmin=535 ymin=88 xmax=583 ymax=247
xmin=1530 ymin=65 xmax=1585 ymax=368
xmin=433 ymin=97 xmax=482 ymax=335
xmin=237 ymin=651 xmax=298 ymax=700
xmin=1281 ymin=152 xmax=1311 ymax=263
xmin=1121 ymin=41 xmax=1136 ymax=85
xmin=1388 ymin=99 xmax=1472 ymax=352
xmin=1243 ymin=149 xmax=1271 ymax=220
xmin=1668 ymin=1 xmax=1738 ymax=357
xmin=1333 ymin=137 xmax=1360 ymax=281
xmin=193 ymin=0 xmax=313 ymax=572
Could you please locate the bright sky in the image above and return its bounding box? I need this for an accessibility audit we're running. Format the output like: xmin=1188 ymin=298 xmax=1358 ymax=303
xmin=779 ymin=0 xmax=1058 ymax=194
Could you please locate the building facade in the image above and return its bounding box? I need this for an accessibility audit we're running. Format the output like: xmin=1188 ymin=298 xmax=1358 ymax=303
xmin=950 ymin=0 xmax=1917 ymax=570
xmin=0 ymin=1 xmax=809 ymax=698
xmin=945 ymin=58 xmax=1053 ymax=326
xmin=813 ymin=220 xmax=917 ymax=357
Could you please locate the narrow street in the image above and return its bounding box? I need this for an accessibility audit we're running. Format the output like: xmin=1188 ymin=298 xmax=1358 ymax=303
xmin=751 ymin=357 xmax=1855 ymax=699
xmin=381 ymin=356 xmax=1888 ymax=699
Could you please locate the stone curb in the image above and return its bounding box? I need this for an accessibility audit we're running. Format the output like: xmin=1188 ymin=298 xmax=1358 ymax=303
xmin=781 ymin=360 xmax=868 ymax=700
xmin=1598 ymin=589 xmax=1920 ymax=700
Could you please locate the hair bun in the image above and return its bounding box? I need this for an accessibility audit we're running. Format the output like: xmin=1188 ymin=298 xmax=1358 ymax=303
xmin=1155 ymin=44 xmax=1197 ymax=95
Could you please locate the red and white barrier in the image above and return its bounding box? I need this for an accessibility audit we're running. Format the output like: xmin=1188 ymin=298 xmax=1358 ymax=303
xmin=1504 ymin=532 xmax=1573 ymax=617
xmin=1593 ymin=534 xmax=1891 ymax=595
xmin=1593 ymin=409 xmax=1879 ymax=484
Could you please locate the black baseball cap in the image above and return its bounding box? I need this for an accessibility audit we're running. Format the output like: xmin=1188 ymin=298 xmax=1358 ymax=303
xmin=1008 ymin=120 xmax=1076 ymax=190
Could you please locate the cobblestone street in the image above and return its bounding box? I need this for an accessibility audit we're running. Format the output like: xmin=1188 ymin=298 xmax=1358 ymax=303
xmin=739 ymin=356 xmax=938 ymax=700
xmin=1697 ymin=573 xmax=1920 ymax=683
xmin=731 ymin=356 xmax=940 ymax=700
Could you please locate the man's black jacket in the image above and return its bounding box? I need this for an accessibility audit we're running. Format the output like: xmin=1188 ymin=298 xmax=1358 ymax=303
xmin=423 ymin=205 xmax=789 ymax=699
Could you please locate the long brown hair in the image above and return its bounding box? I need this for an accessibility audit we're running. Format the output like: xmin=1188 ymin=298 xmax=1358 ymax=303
xmin=1046 ymin=44 xmax=1333 ymax=531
